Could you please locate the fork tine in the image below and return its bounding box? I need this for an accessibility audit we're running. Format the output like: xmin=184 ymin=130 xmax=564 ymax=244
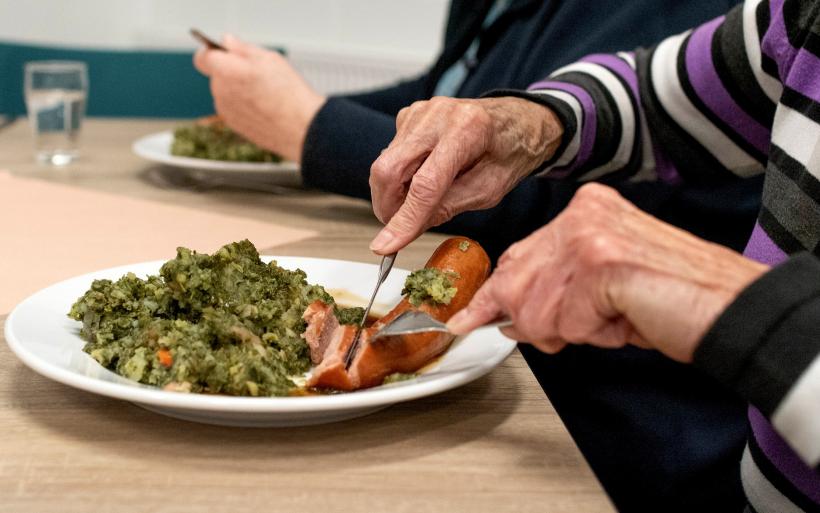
xmin=372 ymin=310 xmax=514 ymax=340
xmin=371 ymin=310 xmax=449 ymax=340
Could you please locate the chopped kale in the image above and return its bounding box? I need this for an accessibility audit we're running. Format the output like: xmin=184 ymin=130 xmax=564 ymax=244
xmin=335 ymin=306 xmax=365 ymax=326
xmin=401 ymin=268 xmax=459 ymax=307
xmin=171 ymin=123 xmax=282 ymax=163
xmin=68 ymin=240 xmax=339 ymax=396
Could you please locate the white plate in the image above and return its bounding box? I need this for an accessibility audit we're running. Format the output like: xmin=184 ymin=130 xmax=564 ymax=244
xmin=132 ymin=130 xmax=299 ymax=175
xmin=5 ymin=257 xmax=515 ymax=427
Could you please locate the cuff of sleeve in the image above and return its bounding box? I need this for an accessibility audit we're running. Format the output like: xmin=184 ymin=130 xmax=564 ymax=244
xmin=480 ymin=88 xmax=578 ymax=174
xmin=300 ymin=96 xmax=397 ymax=201
xmin=694 ymin=252 xmax=820 ymax=416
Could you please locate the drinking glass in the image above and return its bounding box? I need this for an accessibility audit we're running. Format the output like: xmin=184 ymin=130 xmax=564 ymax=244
xmin=24 ymin=61 xmax=88 ymax=165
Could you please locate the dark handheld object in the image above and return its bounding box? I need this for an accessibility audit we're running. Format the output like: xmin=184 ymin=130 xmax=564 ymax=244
xmin=190 ymin=28 xmax=226 ymax=51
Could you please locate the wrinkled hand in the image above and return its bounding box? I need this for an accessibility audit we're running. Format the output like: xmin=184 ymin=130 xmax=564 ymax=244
xmin=193 ymin=34 xmax=325 ymax=162
xmin=447 ymin=184 xmax=769 ymax=363
xmin=369 ymin=97 xmax=563 ymax=254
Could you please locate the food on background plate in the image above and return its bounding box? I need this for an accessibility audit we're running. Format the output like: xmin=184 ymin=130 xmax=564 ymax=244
xmin=68 ymin=237 xmax=489 ymax=396
xmin=305 ymin=237 xmax=490 ymax=391
xmin=170 ymin=115 xmax=282 ymax=163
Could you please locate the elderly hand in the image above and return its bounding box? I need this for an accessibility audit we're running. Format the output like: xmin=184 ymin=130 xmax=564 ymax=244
xmin=193 ymin=34 xmax=325 ymax=163
xmin=369 ymin=97 xmax=563 ymax=254
xmin=447 ymin=183 xmax=769 ymax=363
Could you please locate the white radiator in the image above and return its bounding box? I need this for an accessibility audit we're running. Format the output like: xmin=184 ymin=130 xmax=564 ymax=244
xmin=287 ymin=48 xmax=429 ymax=95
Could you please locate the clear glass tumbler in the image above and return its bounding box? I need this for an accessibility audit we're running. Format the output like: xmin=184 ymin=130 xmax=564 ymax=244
xmin=24 ymin=61 xmax=88 ymax=165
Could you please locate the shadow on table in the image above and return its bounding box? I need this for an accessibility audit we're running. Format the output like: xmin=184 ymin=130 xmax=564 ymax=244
xmin=140 ymin=164 xmax=306 ymax=194
xmin=139 ymin=164 xmax=380 ymax=226
xmin=11 ymin=358 xmax=524 ymax=471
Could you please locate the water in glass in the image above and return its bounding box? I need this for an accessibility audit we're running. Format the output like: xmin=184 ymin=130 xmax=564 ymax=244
xmin=24 ymin=61 xmax=88 ymax=165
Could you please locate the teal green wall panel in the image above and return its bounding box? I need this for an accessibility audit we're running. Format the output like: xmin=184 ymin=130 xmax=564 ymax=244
xmin=0 ymin=41 xmax=215 ymax=118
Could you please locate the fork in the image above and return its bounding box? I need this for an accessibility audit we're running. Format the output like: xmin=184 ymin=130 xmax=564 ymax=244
xmin=372 ymin=309 xmax=512 ymax=340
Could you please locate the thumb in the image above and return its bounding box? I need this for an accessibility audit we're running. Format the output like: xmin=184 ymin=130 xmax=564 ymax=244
xmin=369 ymin=201 xmax=430 ymax=255
xmin=446 ymin=278 xmax=504 ymax=335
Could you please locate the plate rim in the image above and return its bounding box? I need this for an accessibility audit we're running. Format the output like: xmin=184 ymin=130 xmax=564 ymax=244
xmin=132 ymin=130 xmax=300 ymax=174
xmin=4 ymin=256 xmax=516 ymax=414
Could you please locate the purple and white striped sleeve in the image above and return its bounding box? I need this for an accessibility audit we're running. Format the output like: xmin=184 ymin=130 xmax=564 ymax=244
xmin=518 ymin=0 xmax=780 ymax=185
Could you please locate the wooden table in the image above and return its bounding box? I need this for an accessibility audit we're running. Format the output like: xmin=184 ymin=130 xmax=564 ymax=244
xmin=0 ymin=119 xmax=614 ymax=513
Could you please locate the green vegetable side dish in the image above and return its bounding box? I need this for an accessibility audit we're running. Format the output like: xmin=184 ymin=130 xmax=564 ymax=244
xmin=171 ymin=123 xmax=282 ymax=163
xmin=401 ymin=268 xmax=459 ymax=307
xmin=335 ymin=306 xmax=366 ymax=326
xmin=68 ymin=240 xmax=363 ymax=397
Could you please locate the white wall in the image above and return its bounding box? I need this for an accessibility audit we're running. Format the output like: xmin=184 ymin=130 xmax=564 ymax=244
xmin=0 ymin=0 xmax=450 ymax=93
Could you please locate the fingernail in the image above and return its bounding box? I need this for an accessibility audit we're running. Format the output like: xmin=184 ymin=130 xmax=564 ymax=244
xmin=370 ymin=229 xmax=395 ymax=253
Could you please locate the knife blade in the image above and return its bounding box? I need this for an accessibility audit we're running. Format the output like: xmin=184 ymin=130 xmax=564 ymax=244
xmin=344 ymin=252 xmax=397 ymax=369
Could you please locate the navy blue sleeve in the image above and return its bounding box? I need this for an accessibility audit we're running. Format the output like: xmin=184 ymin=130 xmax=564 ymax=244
xmin=299 ymin=74 xmax=431 ymax=199
xmin=299 ymin=97 xmax=396 ymax=200
xmin=337 ymin=75 xmax=429 ymax=116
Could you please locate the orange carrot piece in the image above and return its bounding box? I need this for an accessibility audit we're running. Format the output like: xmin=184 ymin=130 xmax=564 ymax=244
xmin=157 ymin=348 xmax=173 ymax=368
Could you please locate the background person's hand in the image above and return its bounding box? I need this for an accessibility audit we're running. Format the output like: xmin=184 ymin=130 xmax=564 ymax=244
xmin=193 ymin=34 xmax=325 ymax=163
xmin=447 ymin=183 xmax=769 ymax=363
xmin=369 ymin=97 xmax=563 ymax=254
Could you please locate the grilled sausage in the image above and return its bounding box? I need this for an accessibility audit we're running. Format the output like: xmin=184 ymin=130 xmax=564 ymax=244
xmin=306 ymin=236 xmax=490 ymax=391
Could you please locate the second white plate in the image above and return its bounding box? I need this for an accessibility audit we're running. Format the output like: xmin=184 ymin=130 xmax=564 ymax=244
xmin=132 ymin=130 xmax=300 ymax=175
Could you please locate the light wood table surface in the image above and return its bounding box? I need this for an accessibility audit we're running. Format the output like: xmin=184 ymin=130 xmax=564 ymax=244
xmin=0 ymin=119 xmax=614 ymax=513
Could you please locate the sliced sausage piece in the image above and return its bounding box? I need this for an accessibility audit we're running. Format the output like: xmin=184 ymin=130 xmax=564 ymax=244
xmin=302 ymin=300 xmax=339 ymax=364
xmin=305 ymin=318 xmax=359 ymax=390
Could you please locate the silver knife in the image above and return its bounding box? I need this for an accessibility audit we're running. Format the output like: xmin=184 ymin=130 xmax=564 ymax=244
xmin=344 ymin=252 xmax=397 ymax=369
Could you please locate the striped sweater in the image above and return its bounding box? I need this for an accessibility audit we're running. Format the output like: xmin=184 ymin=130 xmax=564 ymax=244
xmin=503 ymin=0 xmax=820 ymax=510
